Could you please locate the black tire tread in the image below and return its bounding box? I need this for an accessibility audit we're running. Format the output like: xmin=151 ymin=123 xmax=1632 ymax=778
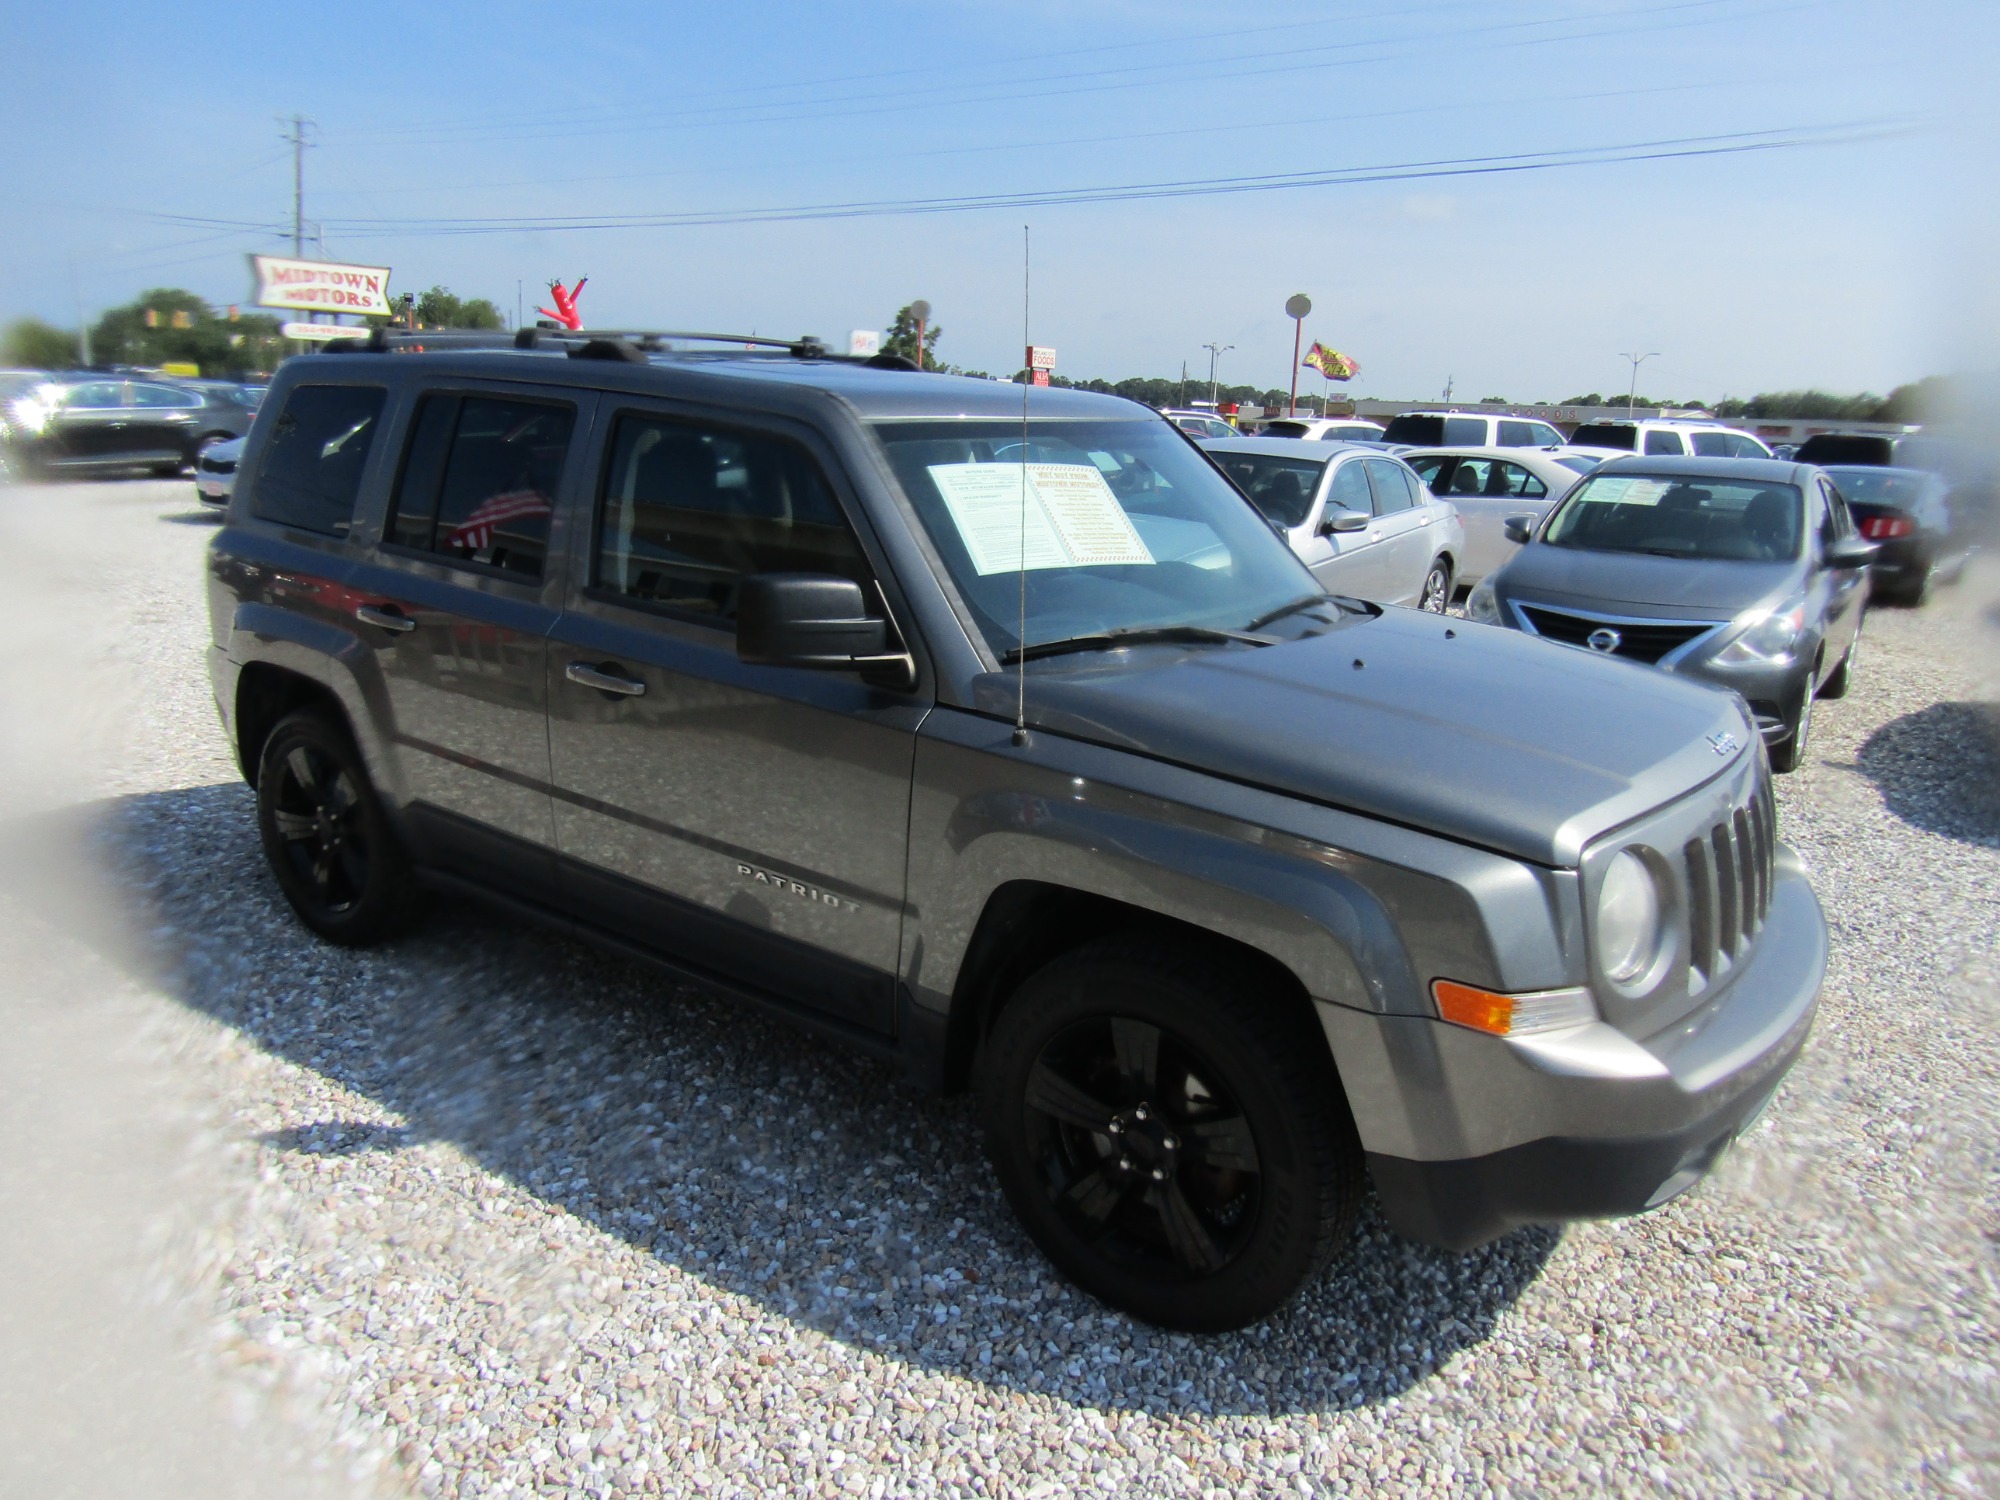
xmin=980 ymin=933 xmax=1364 ymax=1329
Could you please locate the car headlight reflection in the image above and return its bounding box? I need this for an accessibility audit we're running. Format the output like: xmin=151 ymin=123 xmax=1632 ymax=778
xmin=1596 ymin=850 xmax=1662 ymax=984
xmin=1715 ymin=602 xmax=1805 ymax=664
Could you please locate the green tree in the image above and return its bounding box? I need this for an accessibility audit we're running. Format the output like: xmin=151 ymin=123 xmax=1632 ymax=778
xmin=2 ymin=317 xmax=80 ymax=369
xmin=89 ymin=289 xmax=285 ymax=376
xmin=414 ymin=286 xmax=503 ymax=330
xmin=883 ymin=304 xmax=942 ymax=369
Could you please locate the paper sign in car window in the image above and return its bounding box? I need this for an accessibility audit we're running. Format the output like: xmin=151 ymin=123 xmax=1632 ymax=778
xmin=928 ymin=463 xmax=1071 ymax=576
xmin=1582 ymin=477 xmax=1671 ymax=507
xmin=1026 ymin=463 xmax=1155 ymax=567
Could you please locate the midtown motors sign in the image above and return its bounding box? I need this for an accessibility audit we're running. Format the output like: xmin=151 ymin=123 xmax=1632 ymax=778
xmin=250 ymin=255 xmax=394 ymax=317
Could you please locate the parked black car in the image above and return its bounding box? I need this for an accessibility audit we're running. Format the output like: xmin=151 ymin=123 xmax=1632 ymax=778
xmin=1466 ymin=456 xmax=1875 ymax=772
xmin=1824 ymin=464 xmax=1967 ymax=605
xmin=1792 ymin=433 xmax=1896 ymax=467
xmin=3 ymin=375 xmax=254 ymax=478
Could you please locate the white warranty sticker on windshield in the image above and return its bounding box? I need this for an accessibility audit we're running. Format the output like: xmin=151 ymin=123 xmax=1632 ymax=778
xmin=1580 ymin=477 xmax=1673 ymax=507
xmin=928 ymin=462 xmax=1155 ymax=575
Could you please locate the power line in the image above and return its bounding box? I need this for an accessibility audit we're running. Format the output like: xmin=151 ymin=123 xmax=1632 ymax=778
xmin=280 ymin=114 xmax=315 ymax=257
xmin=309 ymin=121 xmax=1908 ymax=238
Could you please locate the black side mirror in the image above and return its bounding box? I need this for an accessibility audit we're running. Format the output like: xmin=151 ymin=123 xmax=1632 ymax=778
xmin=1822 ymin=536 xmax=1878 ymax=570
xmin=1503 ymin=513 xmax=1538 ymax=544
xmin=1318 ymin=508 xmax=1370 ymax=535
xmin=737 ymin=573 xmax=913 ymax=687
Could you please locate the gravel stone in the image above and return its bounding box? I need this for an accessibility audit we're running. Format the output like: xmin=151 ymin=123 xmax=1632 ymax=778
xmin=1 ymin=477 xmax=1994 ymax=1496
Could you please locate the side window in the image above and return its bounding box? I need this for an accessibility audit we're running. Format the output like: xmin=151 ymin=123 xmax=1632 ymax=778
xmin=1492 ymin=462 xmax=1547 ymax=498
xmin=1497 ymin=420 xmax=1534 ymax=447
xmin=1690 ymin=431 xmax=1732 ymax=457
xmin=64 ymin=382 xmax=124 ymax=410
xmin=1643 ymin=429 xmax=1686 ymax=456
xmin=133 ymin=383 xmax=200 ymax=409
xmin=252 ymin=384 xmax=387 ymax=538
xmin=387 ymin=393 xmax=574 ymax=578
xmin=1442 ymin=417 xmax=1487 ymax=445
xmin=1405 ymin=455 xmax=1452 ymax=493
xmin=595 ymin=413 xmax=871 ymax=622
xmin=1528 ymin=422 xmax=1564 ymax=447
xmin=1820 ymin=480 xmax=1853 ymax=542
xmin=1363 ymin=459 xmax=1415 ymax=514
xmin=1447 ymin=457 xmax=1491 ymax=496
xmin=1324 ymin=459 xmax=1374 ymax=515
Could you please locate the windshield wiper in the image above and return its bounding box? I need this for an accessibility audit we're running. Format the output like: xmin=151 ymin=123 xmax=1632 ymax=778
xmin=1003 ymin=624 xmax=1276 ymax=664
xmin=1245 ymin=592 xmax=1367 ymax=631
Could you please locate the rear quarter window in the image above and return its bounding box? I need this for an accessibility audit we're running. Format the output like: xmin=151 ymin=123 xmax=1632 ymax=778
xmin=252 ymin=384 xmax=387 ymax=537
xmin=1441 ymin=417 xmax=1488 ymax=445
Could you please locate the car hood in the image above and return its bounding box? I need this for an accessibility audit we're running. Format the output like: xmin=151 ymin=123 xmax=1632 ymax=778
xmin=973 ymin=609 xmax=1753 ymax=867
xmin=1494 ymin=544 xmax=1800 ymax=617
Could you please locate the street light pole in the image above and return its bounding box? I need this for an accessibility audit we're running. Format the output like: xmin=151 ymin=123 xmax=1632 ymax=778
xmin=1202 ymin=341 xmax=1234 ymax=409
xmin=1621 ymin=351 xmax=1661 ymax=413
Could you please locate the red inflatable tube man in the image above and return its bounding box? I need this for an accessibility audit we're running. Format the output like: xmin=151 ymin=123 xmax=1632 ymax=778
xmin=537 ymin=278 xmax=586 ymax=331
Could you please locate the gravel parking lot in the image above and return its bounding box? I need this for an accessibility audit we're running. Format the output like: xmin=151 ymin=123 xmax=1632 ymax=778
xmin=1 ymin=476 xmax=1994 ymax=1498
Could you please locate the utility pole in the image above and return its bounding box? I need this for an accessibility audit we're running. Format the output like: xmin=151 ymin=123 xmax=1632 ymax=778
xmin=1620 ymin=351 xmax=1661 ymax=413
xmin=1202 ymin=341 xmax=1234 ymax=409
xmin=1178 ymin=360 xmax=1187 ymax=408
xmin=281 ymin=114 xmax=315 ymax=258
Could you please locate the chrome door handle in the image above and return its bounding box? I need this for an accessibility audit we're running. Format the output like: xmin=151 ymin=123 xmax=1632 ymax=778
xmin=566 ymin=661 xmax=646 ymax=697
xmin=355 ymin=604 xmax=417 ymax=633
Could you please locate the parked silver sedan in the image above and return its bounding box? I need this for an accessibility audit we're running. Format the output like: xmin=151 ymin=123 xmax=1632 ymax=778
xmin=1399 ymin=446 xmax=1594 ymax=588
xmin=1201 ymin=436 xmax=1465 ymax=610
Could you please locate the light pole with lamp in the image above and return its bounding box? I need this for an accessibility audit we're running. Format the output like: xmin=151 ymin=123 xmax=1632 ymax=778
xmin=1284 ymin=293 xmax=1311 ymax=416
xmin=1621 ymin=351 xmax=1660 ymax=413
xmin=1202 ymin=341 xmax=1234 ymax=410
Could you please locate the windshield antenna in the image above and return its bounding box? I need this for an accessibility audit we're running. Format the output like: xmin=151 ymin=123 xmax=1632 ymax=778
xmin=1014 ymin=223 xmax=1031 ymax=747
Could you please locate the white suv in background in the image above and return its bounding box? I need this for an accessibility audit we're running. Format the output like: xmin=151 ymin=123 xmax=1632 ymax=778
xmin=1379 ymin=411 xmax=1568 ymax=449
xmin=1564 ymin=418 xmax=1773 ymax=459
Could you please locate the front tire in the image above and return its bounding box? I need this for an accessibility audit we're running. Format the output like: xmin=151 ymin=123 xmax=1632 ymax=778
xmin=256 ymin=710 xmax=419 ymax=945
xmin=979 ymin=938 xmax=1364 ymax=1331
xmin=1769 ymin=677 xmax=1815 ymax=773
xmin=1418 ymin=557 xmax=1453 ymax=614
xmin=1817 ymin=624 xmax=1858 ymax=700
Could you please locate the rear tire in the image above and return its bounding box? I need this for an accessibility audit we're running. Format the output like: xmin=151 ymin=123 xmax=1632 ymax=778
xmin=1418 ymin=557 xmax=1453 ymax=614
xmin=979 ymin=937 xmax=1364 ymax=1331
xmin=255 ymin=710 xmax=420 ymax=946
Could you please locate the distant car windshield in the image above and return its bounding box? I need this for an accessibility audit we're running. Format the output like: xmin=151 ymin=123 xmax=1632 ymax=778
xmin=1327 ymin=425 xmax=1383 ymax=441
xmin=1205 ymin=451 xmax=1327 ymax=527
xmin=1260 ymin=420 xmax=1311 ymax=438
xmin=1826 ymin=467 xmax=1926 ymax=507
xmin=1383 ymin=414 xmax=1488 ymax=446
xmin=872 ymin=419 xmax=1318 ymax=657
xmin=1568 ymin=423 xmax=1639 ymax=450
xmin=1554 ymin=454 xmax=1603 ymax=474
xmin=1542 ymin=474 xmax=1804 ymax=561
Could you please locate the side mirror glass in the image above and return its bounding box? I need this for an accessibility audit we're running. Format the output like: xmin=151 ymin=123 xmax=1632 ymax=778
xmin=1822 ymin=537 xmax=1878 ymax=570
xmin=736 ymin=573 xmax=912 ymax=686
xmin=1319 ymin=508 xmax=1370 ymax=535
xmin=1502 ymin=514 xmax=1537 ymax=544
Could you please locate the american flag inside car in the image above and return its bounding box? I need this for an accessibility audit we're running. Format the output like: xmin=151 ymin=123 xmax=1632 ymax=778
xmin=447 ymin=488 xmax=552 ymax=551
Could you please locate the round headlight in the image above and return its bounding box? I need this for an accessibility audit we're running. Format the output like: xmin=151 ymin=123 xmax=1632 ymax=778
xmin=1596 ymin=850 xmax=1661 ymax=984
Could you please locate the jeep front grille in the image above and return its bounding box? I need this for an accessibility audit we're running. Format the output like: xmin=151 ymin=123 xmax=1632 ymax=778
xmin=1683 ymin=765 xmax=1776 ymax=982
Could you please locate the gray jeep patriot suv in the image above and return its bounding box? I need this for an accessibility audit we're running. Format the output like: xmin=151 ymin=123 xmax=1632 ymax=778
xmin=207 ymin=331 xmax=1826 ymax=1331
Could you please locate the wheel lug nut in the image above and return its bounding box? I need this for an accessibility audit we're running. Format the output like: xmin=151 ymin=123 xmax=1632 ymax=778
xmin=1163 ymin=1135 xmax=1179 ymax=1150
xmin=1118 ymin=1157 xmax=1133 ymax=1171
xmin=1107 ymin=1120 xmax=1122 ymax=1134
xmin=1150 ymin=1167 xmax=1165 ymax=1181
xmin=1134 ymin=1104 xmax=1150 ymax=1121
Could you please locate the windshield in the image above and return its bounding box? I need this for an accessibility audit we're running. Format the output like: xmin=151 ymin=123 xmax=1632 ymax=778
xmin=1260 ymin=420 xmax=1310 ymax=438
xmin=872 ymin=419 xmax=1318 ymax=657
xmin=1206 ymin=451 xmax=1326 ymax=527
xmin=1569 ymin=423 xmax=1639 ymax=450
xmin=1542 ymin=474 xmax=1804 ymax=561
xmin=1554 ymin=454 xmax=1602 ymax=474
xmin=1328 ymin=425 xmax=1382 ymax=441
xmin=1827 ymin=467 xmax=1925 ymax=507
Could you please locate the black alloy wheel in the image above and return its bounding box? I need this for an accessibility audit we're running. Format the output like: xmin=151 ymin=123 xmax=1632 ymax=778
xmin=981 ymin=939 xmax=1363 ymax=1331
xmin=256 ymin=710 xmax=418 ymax=945
xmin=1419 ymin=558 xmax=1453 ymax=614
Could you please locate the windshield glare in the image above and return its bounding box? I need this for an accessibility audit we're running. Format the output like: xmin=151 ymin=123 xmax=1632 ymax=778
xmin=1542 ymin=474 xmax=1804 ymax=561
xmin=872 ymin=419 xmax=1318 ymax=657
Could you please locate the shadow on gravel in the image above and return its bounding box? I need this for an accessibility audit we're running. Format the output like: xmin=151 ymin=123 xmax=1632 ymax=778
xmin=1851 ymin=701 xmax=2000 ymax=846
xmin=1 ymin=783 xmax=1555 ymax=1419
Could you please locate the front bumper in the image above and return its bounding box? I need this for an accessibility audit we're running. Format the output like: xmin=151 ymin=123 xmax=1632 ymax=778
xmin=1322 ymin=845 xmax=1826 ymax=1251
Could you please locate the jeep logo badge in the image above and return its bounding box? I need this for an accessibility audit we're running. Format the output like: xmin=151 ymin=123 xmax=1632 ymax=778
xmin=1586 ymin=627 xmax=1622 ymax=653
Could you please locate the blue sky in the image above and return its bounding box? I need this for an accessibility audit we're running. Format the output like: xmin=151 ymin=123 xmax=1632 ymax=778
xmin=2 ymin=1 xmax=1992 ymax=401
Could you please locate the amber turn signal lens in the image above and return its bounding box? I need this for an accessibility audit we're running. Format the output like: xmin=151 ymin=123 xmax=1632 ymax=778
xmin=1432 ymin=980 xmax=1515 ymax=1035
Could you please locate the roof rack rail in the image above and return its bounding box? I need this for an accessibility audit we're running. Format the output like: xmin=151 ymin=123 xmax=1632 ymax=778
xmin=314 ymin=325 xmax=931 ymax=371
